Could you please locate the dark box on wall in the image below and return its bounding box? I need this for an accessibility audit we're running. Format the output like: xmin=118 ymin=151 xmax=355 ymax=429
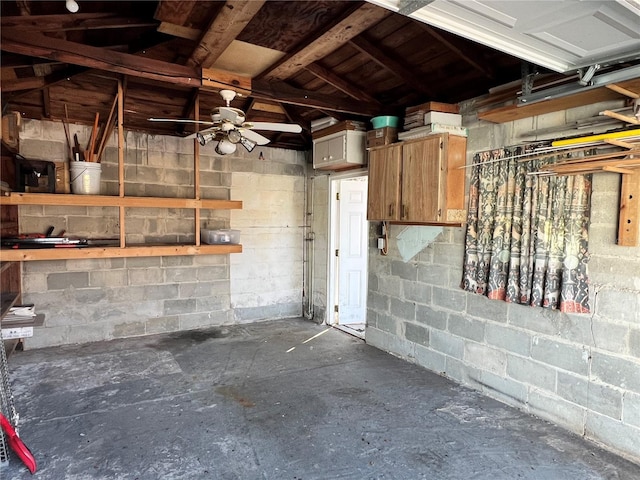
xmin=15 ymin=155 xmax=56 ymax=193
xmin=366 ymin=127 xmax=398 ymax=148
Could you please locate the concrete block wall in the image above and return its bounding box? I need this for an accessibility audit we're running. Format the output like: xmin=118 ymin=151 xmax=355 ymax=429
xmin=366 ymin=100 xmax=640 ymax=463
xmin=308 ymin=174 xmax=330 ymax=323
xmin=15 ymin=119 xmax=307 ymax=347
xmin=229 ymin=148 xmax=307 ymax=322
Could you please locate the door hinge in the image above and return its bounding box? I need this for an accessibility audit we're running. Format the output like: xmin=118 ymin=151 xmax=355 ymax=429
xmin=336 ymin=192 xmax=340 ymax=201
xmin=334 ymin=305 xmax=339 ymax=313
xmin=440 ymin=140 xmax=443 ymax=149
xmin=335 ymin=249 xmax=339 ymax=257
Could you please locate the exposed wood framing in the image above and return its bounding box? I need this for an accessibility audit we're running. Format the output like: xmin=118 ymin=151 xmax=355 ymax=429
xmin=304 ymin=62 xmax=381 ymax=105
xmin=154 ymin=0 xmax=199 ymax=26
xmin=201 ymin=67 xmax=251 ymax=94
xmin=416 ymin=23 xmax=496 ymax=79
xmin=479 ymin=88 xmax=625 ymax=123
xmin=157 ymin=22 xmax=200 ymax=41
xmin=1 ymin=30 xmax=202 ymax=88
xmin=262 ymin=3 xmax=390 ymax=81
xmin=252 ymin=80 xmax=380 ymax=116
xmin=188 ymin=0 xmax=265 ymax=68
xmin=349 ymin=35 xmax=437 ymax=98
xmin=618 ymin=172 xmax=640 ymax=246
xmin=1 ymin=65 xmax=87 ymax=94
xmin=1 ymin=13 xmax=156 ymax=31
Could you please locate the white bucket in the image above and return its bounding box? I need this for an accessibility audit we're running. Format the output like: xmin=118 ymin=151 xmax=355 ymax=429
xmin=70 ymin=161 xmax=101 ymax=195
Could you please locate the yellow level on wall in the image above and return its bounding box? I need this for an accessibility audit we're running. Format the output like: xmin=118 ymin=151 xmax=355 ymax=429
xmin=552 ymin=128 xmax=640 ymax=147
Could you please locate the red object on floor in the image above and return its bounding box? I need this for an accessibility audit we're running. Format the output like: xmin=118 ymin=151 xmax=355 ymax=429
xmin=0 ymin=412 xmax=37 ymax=474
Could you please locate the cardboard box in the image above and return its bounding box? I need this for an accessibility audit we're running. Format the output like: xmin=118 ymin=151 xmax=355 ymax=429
xmin=366 ymin=127 xmax=398 ymax=148
xmin=405 ymin=102 xmax=459 ymax=115
xmin=311 ymin=120 xmax=366 ymax=140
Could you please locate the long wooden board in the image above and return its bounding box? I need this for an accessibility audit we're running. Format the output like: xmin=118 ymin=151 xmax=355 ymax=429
xmin=618 ymin=172 xmax=640 ymax=247
xmin=0 ymin=244 xmax=242 ymax=262
xmin=0 ymin=193 xmax=242 ymax=210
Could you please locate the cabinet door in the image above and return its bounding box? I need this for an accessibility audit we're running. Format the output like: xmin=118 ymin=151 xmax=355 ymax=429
xmin=367 ymin=144 xmax=402 ymax=221
xmin=325 ymin=135 xmax=345 ymax=162
xmin=313 ymin=135 xmax=345 ymax=168
xmin=401 ymin=136 xmax=442 ymax=222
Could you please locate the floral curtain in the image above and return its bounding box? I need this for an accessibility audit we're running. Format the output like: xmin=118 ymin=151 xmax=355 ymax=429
xmin=461 ymin=147 xmax=591 ymax=313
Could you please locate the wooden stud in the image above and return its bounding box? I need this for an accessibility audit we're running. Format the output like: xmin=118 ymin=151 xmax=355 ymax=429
xmin=194 ymin=92 xmax=201 ymax=246
xmin=618 ymin=172 xmax=640 ymax=247
xmin=117 ymin=77 xmax=125 ymax=248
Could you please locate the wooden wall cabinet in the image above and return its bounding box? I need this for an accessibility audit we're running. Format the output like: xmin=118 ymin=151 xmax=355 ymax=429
xmin=367 ymin=133 xmax=467 ymax=224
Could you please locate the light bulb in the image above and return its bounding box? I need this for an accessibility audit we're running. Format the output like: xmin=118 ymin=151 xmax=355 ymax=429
xmin=215 ymin=139 xmax=237 ymax=155
xmin=66 ymin=0 xmax=79 ymax=13
xmin=227 ymin=129 xmax=242 ymax=144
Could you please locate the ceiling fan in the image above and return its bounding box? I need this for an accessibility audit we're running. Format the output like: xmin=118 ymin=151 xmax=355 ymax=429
xmin=149 ymin=89 xmax=303 ymax=155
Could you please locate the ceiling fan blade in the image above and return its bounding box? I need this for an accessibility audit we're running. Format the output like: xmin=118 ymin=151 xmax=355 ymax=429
xmin=248 ymin=122 xmax=302 ymax=133
xmin=239 ymin=128 xmax=271 ymax=145
xmin=148 ymin=118 xmax=217 ymax=126
xmin=219 ymin=107 xmax=244 ymax=125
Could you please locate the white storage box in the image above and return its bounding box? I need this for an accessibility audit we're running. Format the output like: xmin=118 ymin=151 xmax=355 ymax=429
xmin=423 ymin=111 xmax=462 ymax=126
xmin=201 ymin=229 xmax=240 ymax=245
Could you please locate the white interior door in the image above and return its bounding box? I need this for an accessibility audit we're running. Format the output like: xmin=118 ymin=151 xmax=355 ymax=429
xmin=335 ymin=177 xmax=369 ymax=325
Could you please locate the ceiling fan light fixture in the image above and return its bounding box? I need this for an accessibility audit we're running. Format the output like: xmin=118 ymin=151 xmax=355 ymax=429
xmin=66 ymin=0 xmax=79 ymax=13
xmin=215 ymin=139 xmax=237 ymax=155
xmin=196 ymin=132 xmax=216 ymax=146
xmin=227 ymin=129 xmax=242 ymax=144
xmin=239 ymin=136 xmax=257 ymax=153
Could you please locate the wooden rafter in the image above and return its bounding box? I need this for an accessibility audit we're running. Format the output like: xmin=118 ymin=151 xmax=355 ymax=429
xmin=349 ymin=35 xmax=437 ymax=98
xmin=304 ymin=62 xmax=381 ymax=106
xmin=262 ymin=3 xmax=391 ymax=81
xmin=157 ymin=22 xmax=200 ymax=41
xmin=252 ymin=80 xmax=380 ymax=116
xmin=416 ymin=23 xmax=496 ymax=79
xmin=187 ymin=0 xmax=266 ymax=68
xmin=1 ymin=30 xmax=202 ymax=88
xmin=1 ymin=13 xmax=157 ymax=31
xmin=153 ymin=0 xmax=198 ymax=26
xmin=1 ymin=65 xmax=87 ymax=93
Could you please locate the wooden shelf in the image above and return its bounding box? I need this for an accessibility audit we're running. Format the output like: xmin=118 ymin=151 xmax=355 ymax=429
xmin=0 ymin=243 xmax=242 ymax=261
xmin=1 ymin=193 xmax=242 ymax=210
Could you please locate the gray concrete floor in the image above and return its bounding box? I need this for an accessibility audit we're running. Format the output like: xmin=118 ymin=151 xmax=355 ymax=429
xmin=2 ymin=318 xmax=639 ymax=479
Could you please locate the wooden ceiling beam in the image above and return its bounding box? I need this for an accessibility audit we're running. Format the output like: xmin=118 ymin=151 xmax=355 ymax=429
xmin=304 ymin=62 xmax=382 ymax=105
xmin=1 ymin=65 xmax=87 ymax=93
xmin=1 ymin=13 xmax=157 ymax=31
xmin=154 ymin=0 xmax=198 ymax=26
xmin=416 ymin=23 xmax=496 ymax=79
xmin=349 ymin=35 xmax=437 ymax=98
xmin=1 ymin=30 xmax=201 ymax=88
xmin=188 ymin=0 xmax=266 ymax=68
xmin=157 ymin=22 xmax=201 ymax=41
xmin=252 ymin=80 xmax=380 ymax=116
xmin=262 ymin=3 xmax=391 ymax=81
